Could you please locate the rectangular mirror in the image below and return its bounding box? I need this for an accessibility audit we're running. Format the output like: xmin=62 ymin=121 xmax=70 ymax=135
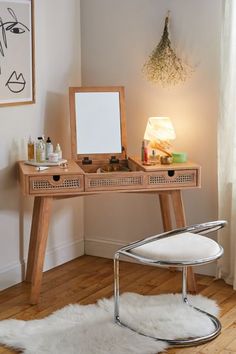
xmin=69 ymin=86 xmax=127 ymax=161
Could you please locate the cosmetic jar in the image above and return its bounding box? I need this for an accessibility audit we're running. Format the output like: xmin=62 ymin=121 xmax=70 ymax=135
xmin=48 ymin=153 xmax=59 ymax=163
xmin=160 ymin=156 xmax=173 ymax=165
xmin=172 ymin=152 xmax=187 ymax=163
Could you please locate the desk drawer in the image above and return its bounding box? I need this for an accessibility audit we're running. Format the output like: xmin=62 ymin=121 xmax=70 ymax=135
xmin=29 ymin=174 xmax=84 ymax=195
xmin=84 ymin=172 xmax=145 ymax=192
xmin=146 ymin=169 xmax=199 ymax=189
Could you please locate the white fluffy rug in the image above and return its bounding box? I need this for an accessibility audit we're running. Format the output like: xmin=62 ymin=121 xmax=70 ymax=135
xmin=0 ymin=293 xmax=219 ymax=354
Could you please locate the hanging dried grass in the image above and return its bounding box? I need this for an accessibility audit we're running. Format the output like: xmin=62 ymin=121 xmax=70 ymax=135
xmin=143 ymin=15 xmax=193 ymax=86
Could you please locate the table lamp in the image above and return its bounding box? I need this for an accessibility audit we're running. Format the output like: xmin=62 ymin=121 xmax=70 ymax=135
xmin=144 ymin=116 xmax=176 ymax=164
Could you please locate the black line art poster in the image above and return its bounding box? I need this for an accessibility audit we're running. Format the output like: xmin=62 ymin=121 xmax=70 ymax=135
xmin=0 ymin=0 xmax=34 ymax=106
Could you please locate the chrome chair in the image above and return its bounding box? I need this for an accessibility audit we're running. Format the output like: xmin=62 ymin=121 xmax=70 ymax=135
xmin=114 ymin=220 xmax=226 ymax=347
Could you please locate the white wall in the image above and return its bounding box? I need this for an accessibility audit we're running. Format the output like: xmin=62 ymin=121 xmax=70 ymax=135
xmin=0 ymin=0 xmax=222 ymax=291
xmin=81 ymin=0 xmax=221 ymax=274
xmin=0 ymin=0 xmax=83 ymax=290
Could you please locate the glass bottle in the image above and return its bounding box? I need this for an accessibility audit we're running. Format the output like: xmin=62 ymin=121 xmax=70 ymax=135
xmin=36 ymin=137 xmax=45 ymax=163
xmin=46 ymin=137 xmax=53 ymax=160
xmin=55 ymin=143 xmax=62 ymax=160
xmin=27 ymin=136 xmax=35 ymax=161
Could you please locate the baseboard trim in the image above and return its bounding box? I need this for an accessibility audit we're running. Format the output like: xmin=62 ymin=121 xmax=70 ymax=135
xmin=0 ymin=262 xmax=24 ymax=291
xmin=85 ymin=238 xmax=125 ymax=259
xmin=43 ymin=239 xmax=85 ymax=271
xmin=0 ymin=239 xmax=85 ymax=291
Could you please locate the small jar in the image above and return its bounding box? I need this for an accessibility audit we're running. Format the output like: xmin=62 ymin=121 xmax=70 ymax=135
xmin=160 ymin=156 xmax=173 ymax=165
xmin=48 ymin=152 xmax=59 ymax=163
xmin=55 ymin=143 xmax=62 ymax=160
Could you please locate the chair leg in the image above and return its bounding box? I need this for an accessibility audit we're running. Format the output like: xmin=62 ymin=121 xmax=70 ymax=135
xmin=114 ymin=252 xmax=120 ymax=323
xmin=182 ymin=266 xmax=189 ymax=304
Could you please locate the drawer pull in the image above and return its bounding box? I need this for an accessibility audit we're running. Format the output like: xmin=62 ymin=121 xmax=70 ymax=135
xmin=168 ymin=170 xmax=175 ymax=177
xmin=53 ymin=175 xmax=60 ymax=182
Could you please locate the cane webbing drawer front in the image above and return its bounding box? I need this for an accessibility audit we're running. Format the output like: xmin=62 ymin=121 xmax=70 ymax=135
xmin=29 ymin=175 xmax=84 ymax=195
xmin=85 ymin=172 xmax=145 ymax=191
xmin=147 ymin=169 xmax=198 ymax=189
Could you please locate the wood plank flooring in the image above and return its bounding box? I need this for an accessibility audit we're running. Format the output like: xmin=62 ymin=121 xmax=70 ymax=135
xmin=0 ymin=255 xmax=236 ymax=353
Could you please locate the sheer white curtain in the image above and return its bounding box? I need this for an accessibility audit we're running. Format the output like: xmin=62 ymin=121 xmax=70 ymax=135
xmin=218 ymin=0 xmax=236 ymax=289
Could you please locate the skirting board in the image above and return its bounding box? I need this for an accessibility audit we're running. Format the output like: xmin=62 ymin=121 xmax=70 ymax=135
xmin=0 ymin=261 xmax=23 ymax=291
xmin=85 ymin=238 xmax=124 ymax=260
xmin=43 ymin=239 xmax=84 ymax=271
xmin=0 ymin=239 xmax=84 ymax=291
xmin=84 ymin=238 xmax=217 ymax=276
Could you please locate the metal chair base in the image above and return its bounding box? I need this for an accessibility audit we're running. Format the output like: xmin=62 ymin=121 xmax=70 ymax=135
xmin=114 ymin=305 xmax=221 ymax=347
xmin=114 ymin=251 xmax=222 ymax=348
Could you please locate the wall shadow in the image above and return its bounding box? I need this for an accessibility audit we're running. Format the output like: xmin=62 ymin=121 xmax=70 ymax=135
xmin=43 ymin=91 xmax=72 ymax=159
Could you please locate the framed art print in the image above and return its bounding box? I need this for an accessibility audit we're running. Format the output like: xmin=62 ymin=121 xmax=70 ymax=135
xmin=0 ymin=0 xmax=35 ymax=106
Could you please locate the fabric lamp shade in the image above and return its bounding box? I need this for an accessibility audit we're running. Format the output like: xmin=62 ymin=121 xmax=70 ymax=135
xmin=144 ymin=117 xmax=176 ymax=142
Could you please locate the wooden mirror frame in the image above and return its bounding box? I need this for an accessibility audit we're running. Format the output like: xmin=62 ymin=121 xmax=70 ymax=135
xmin=69 ymin=86 xmax=127 ymax=162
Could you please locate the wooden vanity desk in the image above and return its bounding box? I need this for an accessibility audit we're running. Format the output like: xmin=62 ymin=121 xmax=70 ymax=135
xmin=18 ymin=158 xmax=201 ymax=304
xmin=18 ymin=86 xmax=201 ymax=304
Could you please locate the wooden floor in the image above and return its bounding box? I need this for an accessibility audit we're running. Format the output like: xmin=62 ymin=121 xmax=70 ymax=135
xmin=0 ymin=255 xmax=236 ymax=353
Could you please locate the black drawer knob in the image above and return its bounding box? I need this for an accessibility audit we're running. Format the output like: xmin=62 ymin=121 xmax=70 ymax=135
xmin=168 ymin=170 xmax=175 ymax=177
xmin=53 ymin=175 xmax=61 ymax=182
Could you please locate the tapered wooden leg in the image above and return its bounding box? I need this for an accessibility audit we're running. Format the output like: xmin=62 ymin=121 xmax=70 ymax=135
xmin=170 ymin=190 xmax=186 ymax=228
xmin=25 ymin=196 xmax=53 ymax=304
xmin=26 ymin=197 xmax=42 ymax=283
xmin=170 ymin=190 xmax=197 ymax=293
xmin=159 ymin=193 xmax=172 ymax=231
xmin=159 ymin=192 xmax=176 ymax=274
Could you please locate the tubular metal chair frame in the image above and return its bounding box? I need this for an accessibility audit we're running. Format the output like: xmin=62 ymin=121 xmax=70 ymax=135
xmin=114 ymin=220 xmax=226 ymax=347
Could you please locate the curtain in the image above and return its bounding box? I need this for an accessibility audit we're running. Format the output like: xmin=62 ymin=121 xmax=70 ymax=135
xmin=218 ymin=0 xmax=236 ymax=289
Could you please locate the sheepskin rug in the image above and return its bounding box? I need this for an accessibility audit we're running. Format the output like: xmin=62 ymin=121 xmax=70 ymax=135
xmin=0 ymin=292 xmax=219 ymax=354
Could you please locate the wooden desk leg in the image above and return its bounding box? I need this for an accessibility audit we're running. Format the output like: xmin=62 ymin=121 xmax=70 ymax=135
xmin=26 ymin=197 xmax=42 ymax=283
xmin=159 ymin=193 xmax=172 ymax=231
xmin=25 ymin=196 xmax=53 ymax=304
xmin=170 ymin=190 xmax=197 ymax=293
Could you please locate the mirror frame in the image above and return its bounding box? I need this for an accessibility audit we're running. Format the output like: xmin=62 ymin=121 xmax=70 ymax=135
xmin=69 ymin=86 xmax=127 ymax=162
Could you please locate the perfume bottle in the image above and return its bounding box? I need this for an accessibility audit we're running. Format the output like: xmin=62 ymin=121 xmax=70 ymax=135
xmin=55 ymin=143 xmax=62 ymax=160
xmin=36 ymin=137 xmax=45 ymax=163
xmin=149 ymin=149 xmax=159 ymax=164
xmin=46 ymin=137 xmax=53 ymax=160
xmin=27 ymin=136 xmax=35 ymax=161
xmin=141 ymin=140 xmax=149 ymax=164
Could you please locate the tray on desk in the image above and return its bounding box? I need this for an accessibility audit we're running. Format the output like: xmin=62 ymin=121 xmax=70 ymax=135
xmin=24 ymin=159 xmax=68 ymax=167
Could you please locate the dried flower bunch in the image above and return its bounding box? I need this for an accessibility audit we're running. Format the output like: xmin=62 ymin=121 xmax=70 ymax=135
xmin=143 ymin=15 xmax=192 ymax=86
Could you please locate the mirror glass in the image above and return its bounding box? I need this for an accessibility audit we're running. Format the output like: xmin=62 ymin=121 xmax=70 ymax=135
xmin=75 ymin=91 xmax=122 ymax=154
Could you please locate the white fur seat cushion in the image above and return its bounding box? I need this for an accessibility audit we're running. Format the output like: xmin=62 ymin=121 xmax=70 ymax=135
xmin=130 ymin=232 xmax=221 ymax=262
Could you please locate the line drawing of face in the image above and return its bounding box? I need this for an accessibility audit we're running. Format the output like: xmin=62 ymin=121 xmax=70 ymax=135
xmin=0 ymin=6 xmax=29 ymax=93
